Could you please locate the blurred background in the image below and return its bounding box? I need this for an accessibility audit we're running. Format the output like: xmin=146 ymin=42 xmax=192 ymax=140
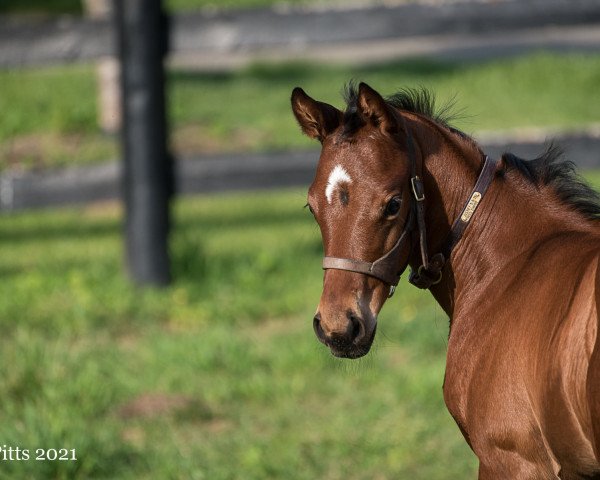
xmin=1 ymin=0 xmax=599 ymax=478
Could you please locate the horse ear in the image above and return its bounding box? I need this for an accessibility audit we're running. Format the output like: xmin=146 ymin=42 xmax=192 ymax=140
xmin=357 ymin=82 xmax=398 ymax=134
xmin=291 ymin=87 xmax=342 ymax=142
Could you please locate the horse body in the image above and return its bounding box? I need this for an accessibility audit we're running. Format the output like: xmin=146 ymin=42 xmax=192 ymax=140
xmin=442 ymin=206 xmax=599 ymax=479
xmin=444 ymin=253 xmax=599 ymax=479
xmin=291 ymin=82 xmax=600 ymax=478
xmin=408 ymin=112 xmax=600 ymax=478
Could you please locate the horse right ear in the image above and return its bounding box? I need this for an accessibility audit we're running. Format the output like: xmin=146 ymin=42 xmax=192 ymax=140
xmin=356 ymin=82 xmax=398 ymax=134
xmin=291 ymin=88 xmax=342 ymax=142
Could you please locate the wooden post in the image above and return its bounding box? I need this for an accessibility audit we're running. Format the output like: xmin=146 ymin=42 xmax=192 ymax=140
xmin=114 ymin=0 xmax=173 ymax=286
xmin=84 ymin=0 xmax=121 ymax=133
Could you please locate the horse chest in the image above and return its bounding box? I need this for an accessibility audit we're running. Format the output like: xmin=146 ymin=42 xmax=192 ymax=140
xmin=442 ymin=325 xmax=491 ymax=431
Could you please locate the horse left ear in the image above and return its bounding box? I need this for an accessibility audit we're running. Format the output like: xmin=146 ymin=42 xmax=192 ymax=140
xmin=357 ymin=82 xmax=398 ymax=134
xmin=291 ymin=87 xmax=342 ymax=142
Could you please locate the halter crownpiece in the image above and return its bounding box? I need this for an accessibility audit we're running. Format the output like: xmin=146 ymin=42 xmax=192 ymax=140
xmin=321 ymin=122 xmax=500 ymax=296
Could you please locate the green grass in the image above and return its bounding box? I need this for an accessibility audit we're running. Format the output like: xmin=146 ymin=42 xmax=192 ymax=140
xmin=169 ymin=54 xmax=600 ymax=151
xmin=1 ymin=53 xmax=600 ymax=171
xmin=1 ymin=172 xmax=599 ymax=479
xmin=587 ymin=171 xmax=600 ymax=186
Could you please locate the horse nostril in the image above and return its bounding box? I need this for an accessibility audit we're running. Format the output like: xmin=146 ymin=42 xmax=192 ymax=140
xmin=347 ymin=311 xmax=364 ymax=343
xmin=313 ymin=313 xmax=325 ymax=340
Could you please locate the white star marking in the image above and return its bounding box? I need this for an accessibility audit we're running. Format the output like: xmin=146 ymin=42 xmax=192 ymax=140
xmin=325 ymin=164 xmax=352 ymax=204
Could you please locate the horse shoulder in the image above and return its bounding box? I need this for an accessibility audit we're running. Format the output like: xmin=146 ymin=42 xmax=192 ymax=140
xmin=587 ymin=250 xmax=600 ymax=463
xmin=444 ymin=307 xmax=561 ymax=478
xmin=444 ymin=237 xmax=600 ymax=475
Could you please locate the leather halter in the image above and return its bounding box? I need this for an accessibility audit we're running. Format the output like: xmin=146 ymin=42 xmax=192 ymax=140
xmin=321 ymin=124 xmax=499 ymax=296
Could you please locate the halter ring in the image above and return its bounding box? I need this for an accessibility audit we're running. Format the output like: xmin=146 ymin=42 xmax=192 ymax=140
xmin=417 ymin=265 xmax=443 ymax=286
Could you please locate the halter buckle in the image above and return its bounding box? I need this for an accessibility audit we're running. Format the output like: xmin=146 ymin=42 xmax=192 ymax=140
xmin=411 ymin=176 xmax=425 ymax=202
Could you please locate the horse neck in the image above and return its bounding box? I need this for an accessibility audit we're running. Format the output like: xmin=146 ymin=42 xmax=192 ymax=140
xmin=406 ymin=114 xmax=567 ymax=317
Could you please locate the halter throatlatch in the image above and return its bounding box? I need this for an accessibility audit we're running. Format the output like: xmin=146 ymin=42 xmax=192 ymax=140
xmin=322 ymin=117 xmax=500 ymax=296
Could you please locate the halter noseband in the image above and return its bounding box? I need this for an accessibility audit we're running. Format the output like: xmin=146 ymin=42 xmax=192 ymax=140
xmin=321 ymin=124 xmax=499 ymax=297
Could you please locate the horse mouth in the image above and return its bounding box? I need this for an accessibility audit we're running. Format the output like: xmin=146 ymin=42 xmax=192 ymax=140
xmin=330 ymin=346 xmax=370 ymax=359
xmin=328 ymin=325 xmax=377 ymax=359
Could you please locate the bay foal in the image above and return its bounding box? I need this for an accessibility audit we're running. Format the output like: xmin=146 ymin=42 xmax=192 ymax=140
xmin=291 ymin=82 xmax=600 ymax=479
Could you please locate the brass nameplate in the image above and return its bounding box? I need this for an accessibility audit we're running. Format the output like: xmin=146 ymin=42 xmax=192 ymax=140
xmin=460 ymin=192 xmax=482 ymax=222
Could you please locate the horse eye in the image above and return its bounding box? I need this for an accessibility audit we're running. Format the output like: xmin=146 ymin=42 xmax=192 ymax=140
xmin=384 ymin=197 xmax=401 ymax=217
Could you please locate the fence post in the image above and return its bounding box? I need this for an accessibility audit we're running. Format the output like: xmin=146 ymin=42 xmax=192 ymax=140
xmin=84 ymin=0 xmax=121 ymax=134
xmin=114 ymin=0 xmax=173 ymax=286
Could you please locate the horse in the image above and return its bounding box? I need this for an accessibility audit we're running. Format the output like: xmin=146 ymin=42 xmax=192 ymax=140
xmin=291 ymin=82 xmax=600 ymax=479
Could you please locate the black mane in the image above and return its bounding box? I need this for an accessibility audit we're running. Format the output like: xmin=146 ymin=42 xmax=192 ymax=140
xmin=340 ymin=82 xmax=600 ymax=221
xmin=341 ymin=82 xmax=464 ymax=138
xmin=503 ymin=145 xmax=600 ymax=220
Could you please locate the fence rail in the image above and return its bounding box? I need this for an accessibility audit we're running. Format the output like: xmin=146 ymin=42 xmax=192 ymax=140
xmin=1 ymin=0 xmax=600 ymax=67
xmin=2 ymin=128 xmax=599 ymax=211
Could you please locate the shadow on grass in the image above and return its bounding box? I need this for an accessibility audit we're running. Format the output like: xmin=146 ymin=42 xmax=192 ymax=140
xmin=176 ymin=206 xmax=310 ymax=231
xmin=171 ymin=232 xmax=321 ymax=283
xmin=0 ymin=200 xmax=316 ymax=253
xmin=0 ymin=218 xmax=118 ymax=244
xmin=0 ymin=206 xmax=310 ymax=245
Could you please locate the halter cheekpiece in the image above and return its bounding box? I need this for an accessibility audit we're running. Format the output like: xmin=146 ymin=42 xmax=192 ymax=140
xmin=322 ymin=123 xmax=500 ymax=297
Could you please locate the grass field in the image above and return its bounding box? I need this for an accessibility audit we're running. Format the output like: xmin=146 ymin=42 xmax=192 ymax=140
xmin=1 ymin=170 xmax=599 ymax=479
xmin=2 ymin=53 xmax=600 ymax=171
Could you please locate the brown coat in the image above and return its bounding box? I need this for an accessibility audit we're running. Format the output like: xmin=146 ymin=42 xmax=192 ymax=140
xmin=292 ymin=82 xmax=600 ymax=479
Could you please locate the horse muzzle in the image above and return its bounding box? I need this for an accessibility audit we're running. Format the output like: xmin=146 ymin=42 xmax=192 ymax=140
xmin=313 ymin=309 xmax=377 ymax=359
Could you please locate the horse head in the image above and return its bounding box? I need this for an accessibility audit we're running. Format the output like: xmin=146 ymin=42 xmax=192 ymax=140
xmin=291 ymin=82 xmax=418 ymax=358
